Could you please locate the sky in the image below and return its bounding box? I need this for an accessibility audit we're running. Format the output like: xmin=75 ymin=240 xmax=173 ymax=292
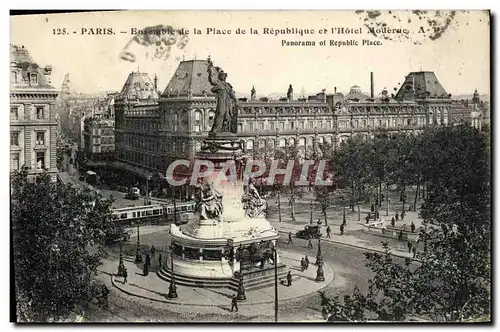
xmin=10 ymin=10 xmax=490 ymax=97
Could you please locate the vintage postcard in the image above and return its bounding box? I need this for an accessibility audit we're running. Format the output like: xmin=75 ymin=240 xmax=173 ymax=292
xmin=10 ymin=10 xmax=491 ymax=323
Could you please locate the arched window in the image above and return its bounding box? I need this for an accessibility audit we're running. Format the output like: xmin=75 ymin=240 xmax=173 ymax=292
xmin=289 ymin=137 xmax=296 ymax=146
xmin=194 ymin=110 xmax=202 ymax=122
xmin=268 ymin=139 xmax=275 ymax=149
xmin=279 ymin=138 xmax=286 ymax=147
xmin=299 ymin=137 xmax=306 ymax=146
xmin=174 ymin=113 xmax=179 ymax=131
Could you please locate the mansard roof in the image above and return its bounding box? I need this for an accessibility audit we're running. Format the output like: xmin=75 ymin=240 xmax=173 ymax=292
xmin=118 ymin=72 xmax=159 ymax=101
xmin=10 ymin=44 xmax=55 ymax=90
xmin=162 ymin=60 xmax=215 ymax=97
xmin=395 ymin=71 xmax=449 ymax=101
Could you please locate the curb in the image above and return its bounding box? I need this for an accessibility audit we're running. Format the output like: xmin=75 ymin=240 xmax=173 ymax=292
xmin=275 ymin=229 xmax=421 ymax=262
xmin=110 ymin=257 xmax=335 ymax=308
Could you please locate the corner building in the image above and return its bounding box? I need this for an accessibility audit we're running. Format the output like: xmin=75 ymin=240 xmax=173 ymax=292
xmin=10 ymin=45 xmax=59 ymax=180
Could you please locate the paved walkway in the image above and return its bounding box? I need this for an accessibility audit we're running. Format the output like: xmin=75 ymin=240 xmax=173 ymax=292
xmin=271 ymin=220 xmax=419 ymax=260
xmin=98 ymin=250 xmax=333 ymax=317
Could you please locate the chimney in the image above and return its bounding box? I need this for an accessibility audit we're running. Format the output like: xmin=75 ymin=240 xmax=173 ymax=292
xmin=370 ymin=72 xmax=374 ymax=98
xmin=334 ymin=87 xmax=337 ymax=94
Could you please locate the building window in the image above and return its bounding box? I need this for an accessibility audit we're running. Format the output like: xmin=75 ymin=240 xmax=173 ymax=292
xmin=279 ymin=138 xmax=286 ymax=147
xmin=36 ymin=152 xmax=45 ymax=169
xmin=407 ymin=119 xmax=411 ymax=126
xmin=362 ymin=120 xmax=366 ymax=127
xmin=29 ymin=73 xmax=38 ymax=84
xmin=11 ymin=71 xmax=18 ymax=83
xmin=279 ymin=122 xmax=285 ymax=130
xmin=194 ymin=125 xmax=201 ymax=132
xmin=36 ymin=107 xmax=45 ymax=119
xmin=11 ymin=154 xmax=20 ymax=171
xmin=246 ymin=140 xmax=254 ymax=150
xmin=194 ymin=111 xmax=202 ymax=121
xmin=259 ymin=122 xmax=264 ymax=130
xmin=208 ymin=111 xmax=215 ymax=123
xmin=10 ymin=132 xmax=19 ymax=146
xmin=249 ymin=123 xmax=254 ymax=131
xmin=270 ymin=122 xmax=275 ymax=131
xmin=238 ymin=123 xmax=243 ymax=132
xmin=290 ymin=122 xmax=295 ymax=130
xmin=10 ymin=107 xmax=18 ymax=120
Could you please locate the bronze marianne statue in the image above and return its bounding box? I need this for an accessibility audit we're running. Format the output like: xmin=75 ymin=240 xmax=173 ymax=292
xmin=207 ymin=56 xmax=239 ymax=135
xmin=195 ymin=179 xmax=224 ymax=221
xmin=242 ymin=177 xmax=267 ymax=219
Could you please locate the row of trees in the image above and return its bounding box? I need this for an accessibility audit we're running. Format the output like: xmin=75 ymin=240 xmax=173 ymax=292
xmin=12 ymin=167 xmax=118 ymax=322
xmin=319 ymin=124 xmax=491 ymax=322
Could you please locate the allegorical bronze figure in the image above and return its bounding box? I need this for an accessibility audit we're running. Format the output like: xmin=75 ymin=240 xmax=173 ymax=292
xmin=207 ymin=56 xmax=239 ymax=135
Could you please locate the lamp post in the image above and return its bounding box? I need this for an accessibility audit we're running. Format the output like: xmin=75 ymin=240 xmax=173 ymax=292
xmin=236 ymin=273 xmax=247 ymax=301
xmin=277 ymin=191 xmax=282 ymax=223
xmin=134 ymin=224 xmax=143 ymax=263
xmin=167 ymin=244 xmax=178 ymax=298
xmin=173 ymin=188 xmax=178 ymax=225
xmin=117 ymin=240 xmax=125 ymax=277
xmin=273 ymin=242 xmax=278 ymax=322
xmin=315 ymin=237 xmax=325 ymax=282
xmin=309 ymin=201 xmax=314 ymax=225
xmin=144 ymin=176 xmax=151 ymax=205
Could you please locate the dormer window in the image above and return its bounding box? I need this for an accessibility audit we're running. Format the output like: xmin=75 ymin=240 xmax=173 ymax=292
xmin=29 ymin=73 xmax=38 ymax=84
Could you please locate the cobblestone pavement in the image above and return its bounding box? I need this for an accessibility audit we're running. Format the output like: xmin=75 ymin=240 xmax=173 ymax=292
xmin=95 ymin=249 xmax=333 ymax=322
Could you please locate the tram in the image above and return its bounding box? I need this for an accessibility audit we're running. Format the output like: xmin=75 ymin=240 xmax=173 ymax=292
xmin=111 ymin=201 xmax=196 ymax=225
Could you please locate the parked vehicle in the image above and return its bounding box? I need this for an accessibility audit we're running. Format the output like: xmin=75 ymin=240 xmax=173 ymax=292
xmin=296 ymin=225 xmax=322 ymax=239
xmin=125 ymin=187 xmax=140 ymax=200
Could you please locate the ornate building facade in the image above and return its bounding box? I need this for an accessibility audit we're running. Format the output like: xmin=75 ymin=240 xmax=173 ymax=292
xmin=113 ymin=60 xmax=452 ymax=192
xmin=10 ymin=45 xmax=59 ymax=180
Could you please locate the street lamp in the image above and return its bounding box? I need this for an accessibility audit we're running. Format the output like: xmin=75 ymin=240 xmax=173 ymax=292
xmin=135 ymin=224 xmax=143 ymax=263
xmin=272 ymin=241 xmax=279 ymax=322
xmin=315 ymin=237 xmax=325 ymax=282
xmin=117 ymin=240 xmax=125 ymax=277
xmin=144 ymin=176 xmax=151 ymax=205
xmin=236 ymin=273 xmax=247 ymax=301
xmin=167 ymin=244 xmax=178 ymax=298
xmin=309 ymin=201 xmax=314 ymax=225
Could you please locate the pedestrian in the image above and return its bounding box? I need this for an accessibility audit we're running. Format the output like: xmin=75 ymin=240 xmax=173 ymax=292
xmin=399 ymin=231 xmax=403 ymax=241
xmin=381 ymin=193 xmax=384 ymax=202
xmin=307 ymin=236 xmax=313 ymax=249
xmin=340 ymin=223 xmax=344 ymax=236
xmin=300 ymin=257 xmax=306 ymax=272
xmin=150 ymin=245 xmax=156 ymax=257
xmin=305 ymin=256 xmax=310 ymax=270
xmin=391 ymin=217 xmax=395 ymax=227
xmin=145 ymin=253 xmax=151 ymax=267
xmin=326 ymin=226 xmax=331 ymax=238
xmin=412 ymin=246 xmax=417 ymax=258
xmin=411 ymin=222 xmax=416 ymax=233
xmin=231 ymin=294 xmax=239 ymax=312
xmin=375 ymin=198 xmax=379 ymax=206
xmin=365 ymin=214 xmax=370 ymax=224
xmin=342 ymin=214 xmax=346 ymax=225
xmin=375 ymin=210 xmax=379 ymax=220
xmin=371 ymin=204 xmax=375 ymax=213
xmin=407 ymin=241 xmax=413 ymax=253
xmin=123 ymin=268 xmax=128 ymax=284
xmin=159 ymin=253 xmax=162 ymax=267
xmin=401 ymin=210 xmax=406 ymax=220
xmin=395 ymin=212 xmax=399 ymax=222
xmin=287 ymin=271 xmax=292 ymax=287
xmin=287 ymin=232 xmax=293 ymax=245
xmin=143 ymin=262 xmax=149 ymax=276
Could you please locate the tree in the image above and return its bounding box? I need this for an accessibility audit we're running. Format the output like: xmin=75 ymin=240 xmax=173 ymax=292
xmin=75 ymin=150 xmax=90 ymax=170
xmin=12 ymin=167 xmax=116 ymax=322
xmin=314 ymin=186 xmax=334 ymax=226
xmin=321 ymin=125 xmax=491 ymax=322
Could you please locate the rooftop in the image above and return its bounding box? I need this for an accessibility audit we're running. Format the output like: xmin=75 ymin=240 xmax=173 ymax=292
xmin=395 ymin=71 xmax=450 ymax=101
xmin=118 ymin=72 xmax=159 ymax=101
xmin=162 ymin=60 xmax=215 ymax=97
xmin=10 ymin=44 xmax=56 ymax=90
